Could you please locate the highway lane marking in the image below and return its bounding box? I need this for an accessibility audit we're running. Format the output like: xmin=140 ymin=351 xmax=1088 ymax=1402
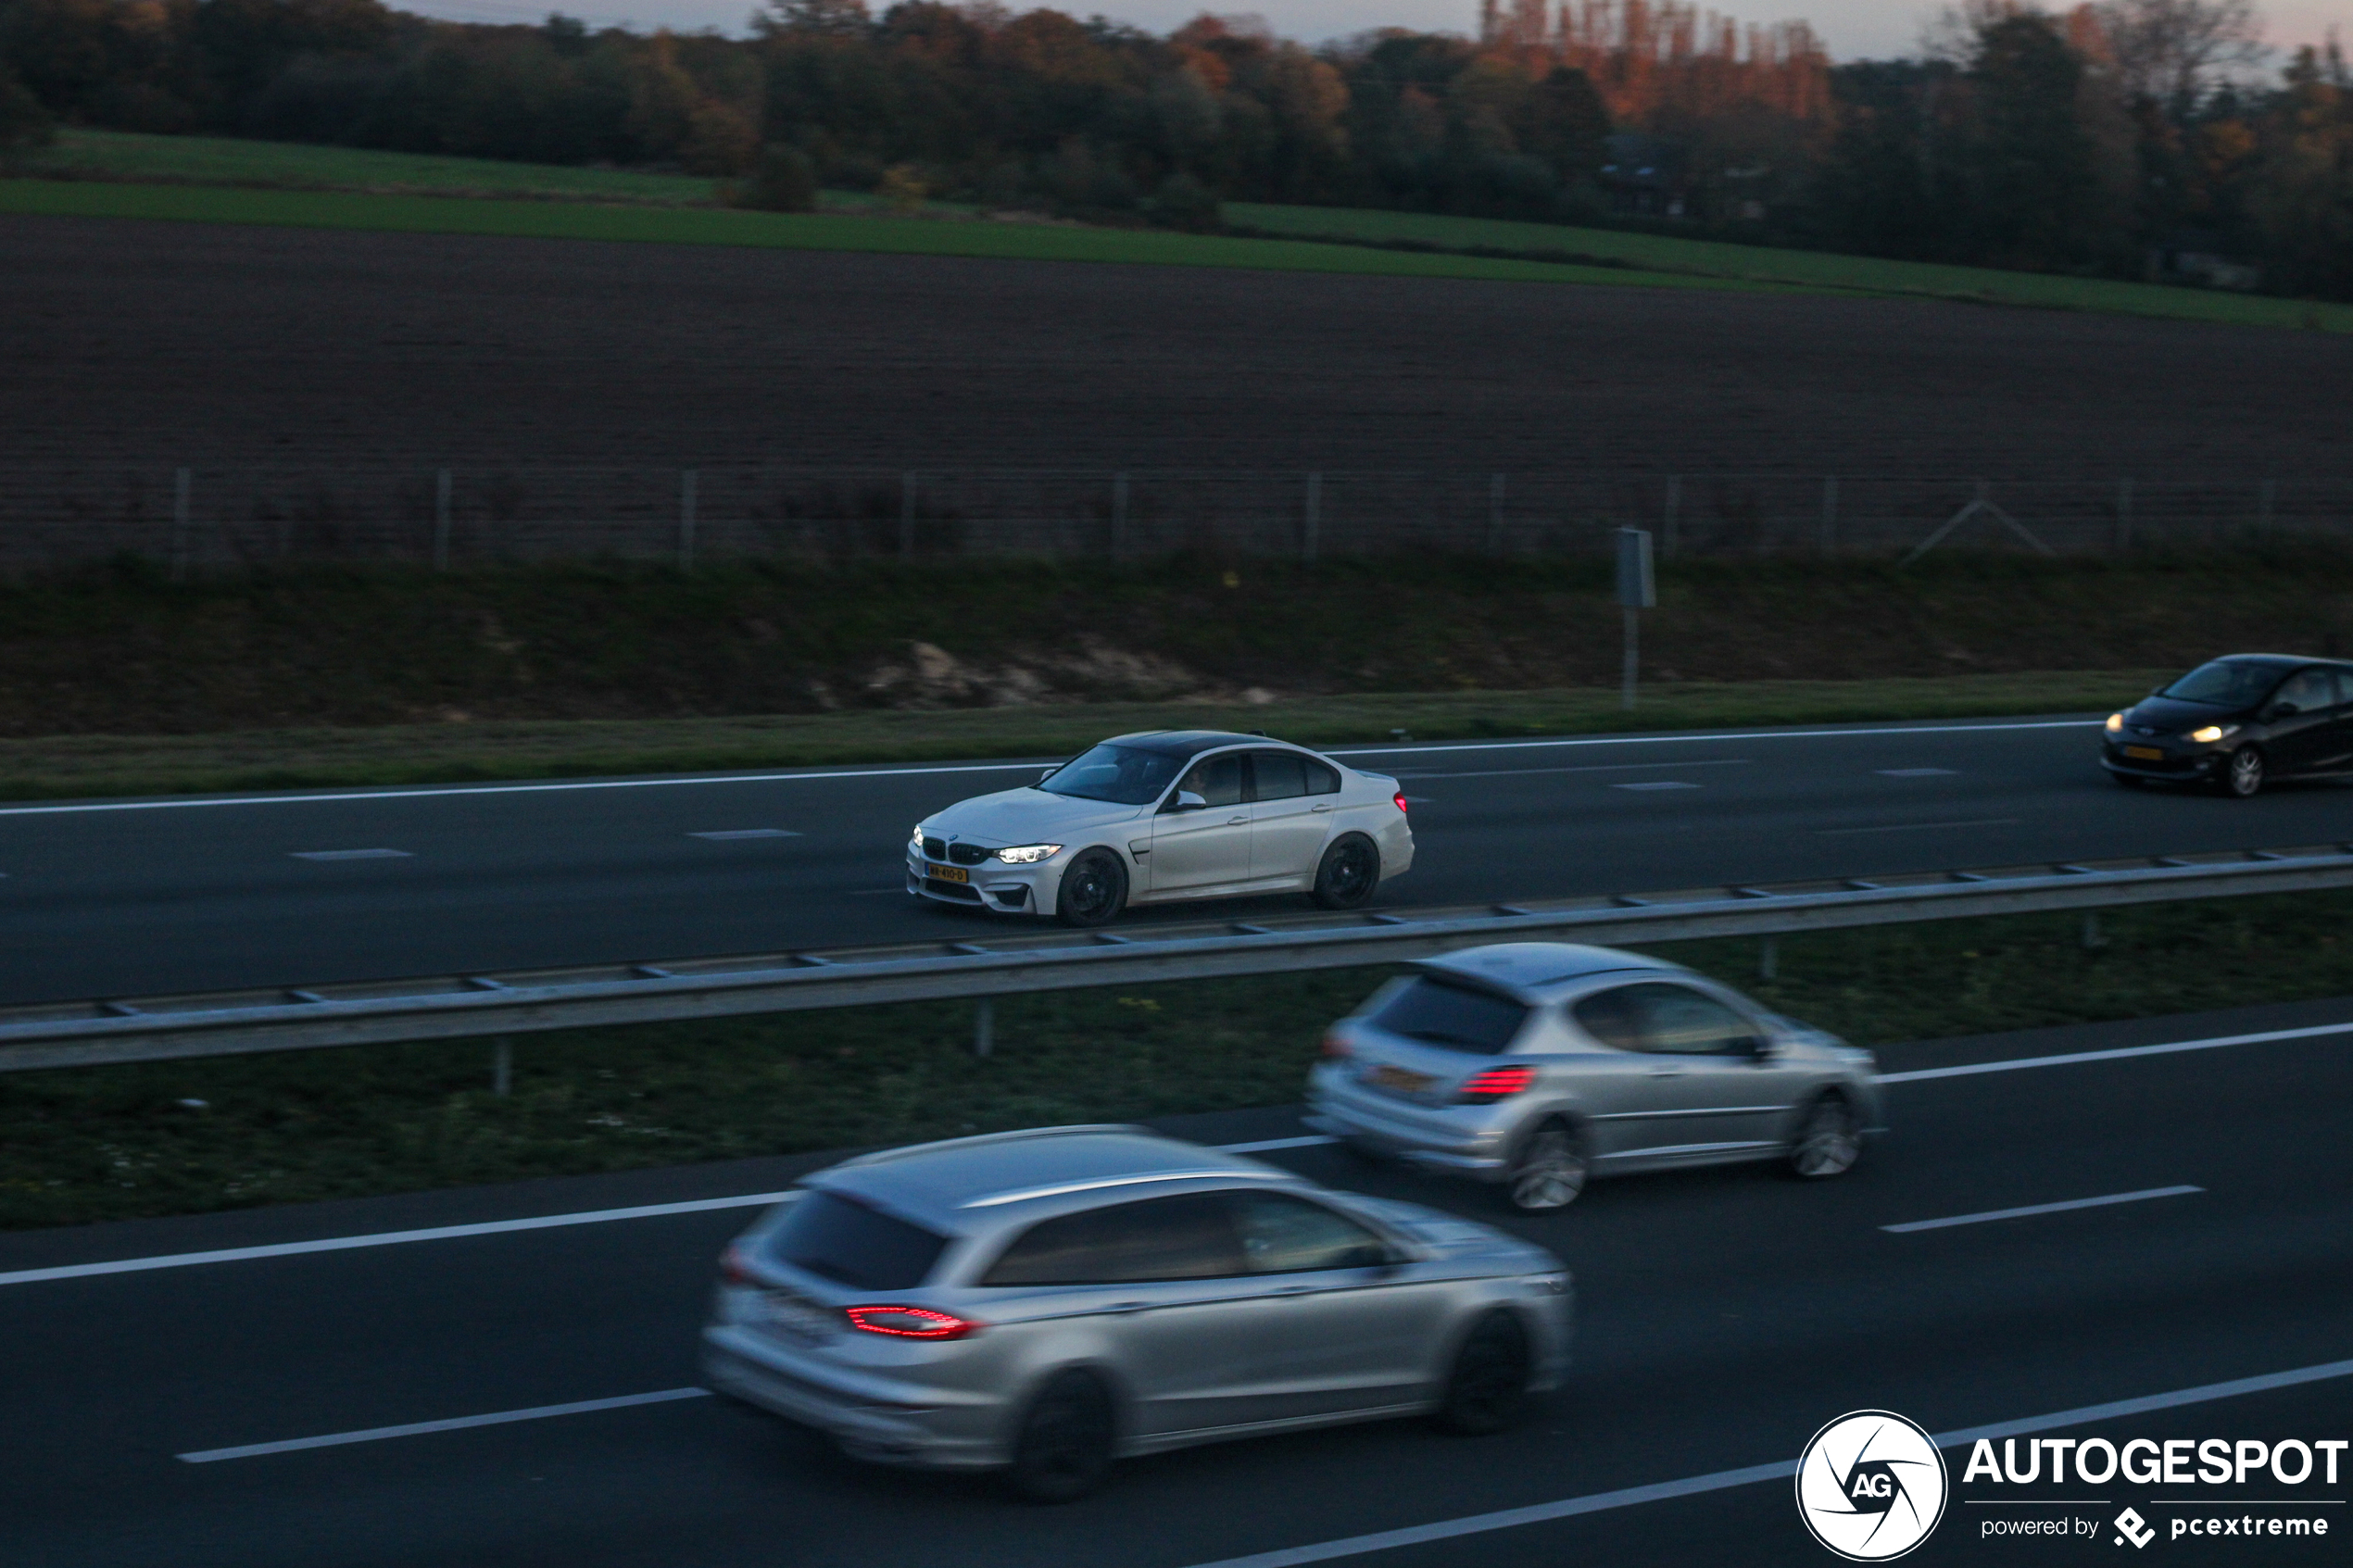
xmin=1174 ymin=1357 xmax=2353 ymax=1568
xmin=1881 ymin=1185 xmax=2203 ymax=1234
xmin=1877 ymin=767 xmax=1959 ymax=776
xmin=687 ymin=829 xmax=801 ymax=841
xmin=1611 ymin=782 xmax=1703 ymax=792
xmin=175 ymin=1387 xmax=711 ymax=1463
xmin=0 ymin=720 xmax=2099 ymax=817
xmin=10 ymin=1019 xmax=2336 ymax=1290
xmin=1392 ymin=759 xmax=1752 ymax=780
xmin=1816 ymin=817 xmax=2020 ymax=834
xmin=289 ymin=848 xmax=412 ymax=861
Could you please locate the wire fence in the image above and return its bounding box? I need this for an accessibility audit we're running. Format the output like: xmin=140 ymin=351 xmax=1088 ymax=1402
xmin=2 ymin=467 xmax=2345 ymax=574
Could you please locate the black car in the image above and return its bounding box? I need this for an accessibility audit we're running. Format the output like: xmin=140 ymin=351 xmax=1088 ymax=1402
xmin=2102 ymin=655 xmax=2353 ymax=797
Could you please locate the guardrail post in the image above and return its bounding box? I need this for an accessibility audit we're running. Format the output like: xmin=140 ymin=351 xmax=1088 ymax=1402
xmin=2082 ymin=912 xmax=2108 ymax=949
xmin=1111 ymin=471 xmax=1128 ymax=558
xmin=434 ymin=469 xmax=453 ymax=571
xmin=1302 ymin=471 xmax=1321 ymax=563
xmin=170 ymin=467 xmax=192 ymax=583
xmin=1759 ymin=937 xmax=1779 ymax=980
xmin=1662 ymin=474 xmax=1680 ymax=558
xmin=679 ymin=469 xmax=698 ymax=572
xmin=974 ymin=1000 xmax=994 ymax=1059
xmin=493 ymin=1037 xmax=512 ymax=1096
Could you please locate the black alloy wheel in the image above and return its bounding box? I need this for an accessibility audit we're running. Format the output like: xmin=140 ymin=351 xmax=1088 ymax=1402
xmin=1311 ymin=834 xmax=1382 ymax=909
xmin=2221 ymin=746 xmax=2266 ymax=798
xmin=1431 ymin=1311 xmax=1533 ymax=1436
xmin=1054 ymin=848 xmax=1128 ymax=929
xmin=1004 ymin=1370 xmax=1118 ymax=1502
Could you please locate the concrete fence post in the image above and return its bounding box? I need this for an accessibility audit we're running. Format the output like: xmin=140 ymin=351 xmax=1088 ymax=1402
xmin=1662 ymin=474 xmax=1681 ymax=558
xmin=679 ymin=469 xmax=698 ymax=572
xmin=1487 ymin=472 xmax=1505 ymax=555
xmin=170 ymin=467 xmax=192 ymax=583
xmin=1302 ymin=471 xmax=1321 ymax=563
xmin=1112 ymin=470 xmax=1128 ymax=558
xmin=1820 ymin=476 xmax=1839 ymax=555
xmin=2116 ymin=478 xmax=2133 ymax=552
xmin=434 ymin=468 xmax=452 ymax=571
xmin=899 ymin=471 xmax=917 ymax=558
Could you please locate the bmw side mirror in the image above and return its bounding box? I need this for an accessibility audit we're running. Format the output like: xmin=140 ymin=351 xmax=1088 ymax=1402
xmin=1166 ymin=790 xmax=1208 ymax=812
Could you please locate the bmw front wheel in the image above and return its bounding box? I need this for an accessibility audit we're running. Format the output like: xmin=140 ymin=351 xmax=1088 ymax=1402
xmin=1054 ymin=848 xmax=1128 ymax=929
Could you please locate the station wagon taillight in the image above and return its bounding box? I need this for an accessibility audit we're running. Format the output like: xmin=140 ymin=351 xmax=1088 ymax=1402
xmin=844 ymin=1305 xmax=982 ymax=1340
xmin=1320 ymin=1032 xmax=1352 ymax=1060
xmin=1456 ymin=1064 xmax=1537 ymax=1103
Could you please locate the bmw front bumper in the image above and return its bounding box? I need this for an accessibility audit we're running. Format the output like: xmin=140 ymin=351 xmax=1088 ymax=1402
xmin=906 ymin=849 xmax=1063 ymax=916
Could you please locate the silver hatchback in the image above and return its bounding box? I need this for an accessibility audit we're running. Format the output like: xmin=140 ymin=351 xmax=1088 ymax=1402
xmin=1306 ymin=943 xmax=1884 ymax=1211
xmin=700 ymin=1125 xmax=1572 ymax=1499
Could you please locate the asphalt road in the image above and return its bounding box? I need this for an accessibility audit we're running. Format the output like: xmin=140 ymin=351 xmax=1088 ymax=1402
xmin=4 ymin=996 xmax=2350 ymax=1567
xmin=5 ymin=715 xmax=2352 ymax=1007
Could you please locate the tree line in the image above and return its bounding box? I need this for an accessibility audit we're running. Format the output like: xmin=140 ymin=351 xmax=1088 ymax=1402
xmin=0 ymin=0 xmax=2347 ymax=297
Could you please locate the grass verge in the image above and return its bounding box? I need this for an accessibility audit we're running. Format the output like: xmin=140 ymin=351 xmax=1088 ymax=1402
xmin=1228 ymin=201 xmax=2353 ymax=334
xmin=6 ymin=889 xmax=2347 ymax=1231
xmin=0 ymin=671 xmax=2158 ymax=800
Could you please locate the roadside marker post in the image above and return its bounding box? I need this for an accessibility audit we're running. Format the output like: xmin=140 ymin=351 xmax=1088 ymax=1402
xmin=434 ymin=469 xmax=452 ymax=571
xmin=1616 ymin=526 xmax=1655 ymax=711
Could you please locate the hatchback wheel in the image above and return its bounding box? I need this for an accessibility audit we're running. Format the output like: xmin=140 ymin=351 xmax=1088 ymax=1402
xmin=1311 ymin=834 xmax=1382 ymax=909
xmin=1789 ymin=1095 xmax=1860 ymax=1179
xmin=1054 ymin=848 xmax=1128 ymax=929
xmin=1504 ymin=1120 xmax=1588 ymax=1212
xmin=2220 ymin=746 xmax=2265 ymax=798
xmin=1431 ymin=1311 xmax=1533 ymax=1436
xmin=1004 ymin=1370 xmax=1117 ymax=1503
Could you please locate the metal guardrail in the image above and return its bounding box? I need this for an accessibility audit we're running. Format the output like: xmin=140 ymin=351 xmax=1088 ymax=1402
xmin=5 ymin=844 xmax=2351 ymax=1074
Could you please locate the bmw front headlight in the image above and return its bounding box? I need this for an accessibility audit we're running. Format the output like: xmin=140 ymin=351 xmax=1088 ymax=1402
xmin=2188 ymin=724 xmax=2237 ymax=745
xmin=994 ymin=844 xmax=1063 ymax=864
xmin=910 ymin=824 xmax=925 ymax=849
xmin=2105 ymin=712 xmax=2124 ymax=734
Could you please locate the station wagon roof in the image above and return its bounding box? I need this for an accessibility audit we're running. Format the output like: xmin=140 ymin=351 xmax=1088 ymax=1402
xmin=812 ymin=1127 xmax=1284 ymax=1230
xmin=1415 ymin=942 xmax=1673 ymax=998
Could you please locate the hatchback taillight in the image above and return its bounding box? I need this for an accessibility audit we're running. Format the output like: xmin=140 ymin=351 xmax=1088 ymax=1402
xmin=1457 ymin=1064 xmax=1537 ymax=1103
xmin=1320 ymin=1031 xmax=1353 ymax=1060
xmin=844 ymin=1305 xmax=982 ymax=1340
xmin=720 ymin=1246 xmax=757 ymax=1286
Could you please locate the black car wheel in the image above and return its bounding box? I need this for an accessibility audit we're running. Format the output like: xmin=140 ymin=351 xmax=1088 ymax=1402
xmin=1311 ymin=834 xmax=1381 ymax=909
xmin=1004 ymin=1370 xmax=1118 ymax=1502
xmin=1788 ymin=1094 xmax=1861 ymax=1179
xmin=2220 ymin=746 xmax=2266 ymax=798
xmin=1431 ymin=1311 xmax=1533 ymax=1436
xmin=1054 ymin=848 xmax=1128 ymax=928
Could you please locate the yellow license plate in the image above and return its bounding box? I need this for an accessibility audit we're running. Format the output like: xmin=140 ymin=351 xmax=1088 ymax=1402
xmin=927 ymin=863 xmax=969 ymax=884
xmin=1369 ymin=1063 xmax=1433 ymax=1095
xmin=2122 ymin=746 xmax=2164 ymax=761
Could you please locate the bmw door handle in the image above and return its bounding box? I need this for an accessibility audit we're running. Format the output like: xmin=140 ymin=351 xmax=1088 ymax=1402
xmin=1227 ymin=815 xmax=1250 ymax=826
xmin=1108 ymin=1301 xmax=1153 ymax=1315
xmin=1310 ymin=804 xmax=1332 ymax=813
xmin=1648 ymin=1068 xmax=1684 ymax=1078
xmin=1269 ymin=1286 xmax=1315 ymax=1298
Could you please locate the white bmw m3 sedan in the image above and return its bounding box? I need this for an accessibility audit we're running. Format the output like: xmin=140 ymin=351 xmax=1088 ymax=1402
xmin=908 ymin=730 xmax=1414 ymax=927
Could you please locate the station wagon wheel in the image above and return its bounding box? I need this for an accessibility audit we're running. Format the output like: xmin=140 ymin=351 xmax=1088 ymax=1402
xmin=1311 ymin=834 xmax=1381 ymax=909
xmin=1789 ymin=1095 xmax=1860 ymax=1179
xmin=1054 ymin=848 xmax=1128 ymax=928
xmin=1431 ymin=1311 xmax=1533 ymax=1436
xmin=1004 ymin=1369 xmax=1117 ymax=1502
xmin=1504 ymin=1119 xmax=1588 ymax=1212
xmin=2220 ymin=746 xmax=2265 ymax=798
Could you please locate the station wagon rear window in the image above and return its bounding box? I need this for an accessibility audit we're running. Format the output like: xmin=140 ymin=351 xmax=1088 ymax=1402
xmin=1369 ymin=975 xmax=1529 ymax=1055
xmin=769 ymin=1190 xmax=950 ymax=1290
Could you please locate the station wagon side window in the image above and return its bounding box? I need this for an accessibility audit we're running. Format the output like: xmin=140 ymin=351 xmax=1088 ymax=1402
xmin=976 ymin=1192 xmax=1245 ymax=1286
xmin=1171 ymin=753 xmax=1244 ymax=809
xmin=1227 ymin=1191 xmax=1394 ymax=1273
xmin=1248 ymin=750 xmax=1309 ymax=801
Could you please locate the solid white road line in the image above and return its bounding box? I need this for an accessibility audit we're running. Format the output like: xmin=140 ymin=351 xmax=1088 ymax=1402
xmin=1881 ymin=1185 xmax=2203 ymax=1234
xmin=0 ymin=718 xmax=2098 ymax=817
xmin=1175 ymin=1358 xmax=2353 ymax=1568
xmin=1876 ymin=1019 xmax=2353 ymax=1085
xmin=175 ymin=1388 xmax=711 ymax=1463
xmin=1391 ymin=759 xmax=1752 ymax=780
xmin=1612 ymin=781 xmax=1702 ymax=792
xmin=12 ymin=1018 xmax=2336 ymax=1291
xmin=687 ymin=829 xmax=800 ymax=840
xmin=1877 ymin=767 xmax=1959 ymax=776
xmin=289 ymin=848 xmax=412 ymax=861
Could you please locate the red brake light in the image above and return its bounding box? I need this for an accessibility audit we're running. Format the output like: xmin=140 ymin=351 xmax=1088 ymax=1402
xmin=1457 ymin=1064 xmax=1537 ymax=1103
xmin=720 ymin=1247 xmax=757 ymax=1286
xmin=844 ymin=1305 xmax=981 ymax=1340
xmin=1320 ymin=1031 xmax=1353 ymax=1060
xmin=1393 ymin=790 xmax=1409 ymax=814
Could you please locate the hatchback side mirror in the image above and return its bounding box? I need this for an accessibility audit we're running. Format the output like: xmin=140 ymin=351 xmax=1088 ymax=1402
xmin=1165 ymin=790 xmax=1207 ymax=812
xmin=1748 ymin=1037 xmax=1782 ymax=1063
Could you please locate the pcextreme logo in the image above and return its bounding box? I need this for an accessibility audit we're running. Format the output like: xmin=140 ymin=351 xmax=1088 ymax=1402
xmin=1797 ymin=1410 xmax=1952 ymax=1561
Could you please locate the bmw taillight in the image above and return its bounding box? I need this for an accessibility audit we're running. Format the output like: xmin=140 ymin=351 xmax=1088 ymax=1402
xmin=1320 ymin=1031 xmax=1353 ymax=1060
xmin=1393 ymin=790 xmax=1409 ymax=814
xmin=1457 ymin=1064 xmax=1537 ymax=1103
xmin=843 ymin=1305 xmax=982 ymax=1340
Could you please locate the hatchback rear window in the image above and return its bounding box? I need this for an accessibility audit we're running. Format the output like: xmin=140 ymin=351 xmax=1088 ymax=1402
xmin=767 ymin=1190 xmax=950 ymax=1290
xmin=1369 ymin=975 xmax=1529 ymax=1054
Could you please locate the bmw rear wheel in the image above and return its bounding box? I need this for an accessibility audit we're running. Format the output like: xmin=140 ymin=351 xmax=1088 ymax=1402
xmin=1054 ymin=848 xmax=1128 ymax=929
xmin=2220 ymin=746 xmax=2265 ymax=798
xmin=1311 ymin=834 xmax=1381 ymax=909
xmin=1004 ymin=1370 xmax=1117 ymax=1502
xmin=1504 ymin=1119 xmax=1588 ymax=1212
xmin=1431 ymin=1311 xmax=1533 ymax=1436
xmin=1789 ymin=1095 xmax=1860 ymax=1179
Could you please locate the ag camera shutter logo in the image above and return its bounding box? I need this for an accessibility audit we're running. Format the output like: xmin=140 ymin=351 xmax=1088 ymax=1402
xmin=1795 ymin=1410 xmax=1949 ymax=1561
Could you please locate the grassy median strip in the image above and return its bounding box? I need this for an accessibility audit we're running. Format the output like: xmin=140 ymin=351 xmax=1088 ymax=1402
xmin=0 ymin=671 xmax=2149 ymax=801
xmin=6 ymin=889 xmax=2349 ymax=1231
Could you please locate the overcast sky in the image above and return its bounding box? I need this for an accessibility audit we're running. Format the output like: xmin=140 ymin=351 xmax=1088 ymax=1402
xmin=392 ymin=0 xmax=2343 ymax=67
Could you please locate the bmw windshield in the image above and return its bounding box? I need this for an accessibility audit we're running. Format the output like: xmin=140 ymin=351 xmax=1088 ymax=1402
xmin=2160 ymin=659 xmax=2284 ymax=708
xmin=1035 ymin=743 xmax=1187 ymax=805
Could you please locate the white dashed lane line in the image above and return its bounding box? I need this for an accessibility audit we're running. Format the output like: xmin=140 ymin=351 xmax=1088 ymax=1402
xmin=1612 ymin=782 xmax=1703 ymax=792
xmin=1876 ymin=767 xmax=1959 ymax=777
xmin=687 ymin=829 xmax=801 ymax=841
xmin=176 ymin=1388 xmax=711 ymax=1463
xmin=1392 ymin=759 xmax=1752 ymax=781
xmin=1881 ymin=1185 xmax=2204 ymax=1235
xmin=288 ymin=849 xmax=412 ymax=861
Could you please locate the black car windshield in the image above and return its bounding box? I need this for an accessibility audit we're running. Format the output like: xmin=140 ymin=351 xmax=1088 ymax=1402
xmin=2160 ymin=660 xmax=2285 ymax=708
xmin=1035 ymin=743 xmax=1188 ymax=805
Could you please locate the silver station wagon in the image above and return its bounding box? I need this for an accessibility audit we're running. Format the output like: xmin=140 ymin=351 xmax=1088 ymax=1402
xmin=700 ymin=1126 xmax=1572 ymax=1500
xmin=1307 ymin=943 xmax=1883 ymax=1211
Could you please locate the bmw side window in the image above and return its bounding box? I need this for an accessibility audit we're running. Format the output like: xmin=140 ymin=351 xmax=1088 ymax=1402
xmin=978 ymin=1193 xmax=1243 ymax=1286
xmin=1302 ymin=759 xmax=1340 ymax=795
xmin=1629 ymin=984 xmax=1756 ymax=1056
xmin=1175 ymin=754 xmax=1244 ymax=809
xmin=1250 ymin=751 xmax=1309 ymax=801
xmin=1227 ymin=1192 xmax=1392 ymax=1273
xmin=1571 ymin=986 xmax=1644 ymax=1051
